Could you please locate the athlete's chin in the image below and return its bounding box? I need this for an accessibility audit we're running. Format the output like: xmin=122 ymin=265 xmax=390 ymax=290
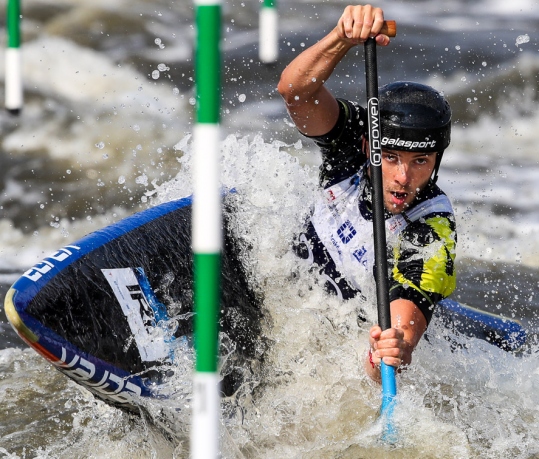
xmin=384 ymin=198 xmax=414 ymax=214
xmin=386 ymin=204 xmax=406 ymax=214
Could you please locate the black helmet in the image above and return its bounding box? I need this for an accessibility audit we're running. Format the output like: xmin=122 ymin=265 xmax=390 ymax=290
xmin=379 ymin=81 xmax=451 ymax=154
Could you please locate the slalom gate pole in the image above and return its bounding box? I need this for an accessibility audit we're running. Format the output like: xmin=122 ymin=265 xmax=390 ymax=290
xmin=191 ymin=0 xmax=222 ymax=457
xmin=6 ymin=0 xmax=23 ymax=115
xmin=363 ymin=21 xmax=397 ymax=443
xmin=259 ymin=0 xmax=278 ymax=63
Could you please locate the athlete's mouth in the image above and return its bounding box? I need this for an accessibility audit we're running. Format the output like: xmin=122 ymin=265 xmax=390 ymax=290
xmin=391 ymin=191 xmax=408 ymax=200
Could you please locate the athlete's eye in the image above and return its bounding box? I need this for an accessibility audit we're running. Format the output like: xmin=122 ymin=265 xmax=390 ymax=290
xmin=415 ymin=157 xmax=428 ymax=165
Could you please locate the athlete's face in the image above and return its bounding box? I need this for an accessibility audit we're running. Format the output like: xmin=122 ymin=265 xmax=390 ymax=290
xmin=366 ymin=143 xmax=437 ymax=214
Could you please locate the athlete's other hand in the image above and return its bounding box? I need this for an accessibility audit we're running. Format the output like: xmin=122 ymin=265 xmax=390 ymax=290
xmin=365 ymin=325 xmax=410 ymax=382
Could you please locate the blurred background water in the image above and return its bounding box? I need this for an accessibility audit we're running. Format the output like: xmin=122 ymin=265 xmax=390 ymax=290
xmin=1 ymin=0 xmax=539 ymax=457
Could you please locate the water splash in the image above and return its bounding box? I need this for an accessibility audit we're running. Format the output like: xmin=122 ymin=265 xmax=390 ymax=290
xmin=515 ymin=34 xmax=530 ymax=46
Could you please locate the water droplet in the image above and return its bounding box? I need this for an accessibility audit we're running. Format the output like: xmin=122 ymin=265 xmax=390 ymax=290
xmin=238 ymin=94 xmax=246 ymax=103
xmin=118 ymin=176 xmax=126 ymax=184
xmin=95 ymin=141 xmax=105 ymax=149
xmin=173 ymin=87 xmax=180 ymax=95
xmin=152 ymin=70 xmax=160 ymax=80
xmin=136 ymin=174 xmax=148 ymax=186
xmin=516 ymin=34 xmax=530 ymax=46
xmin=189 ymin=97 xmax=196 ymax=106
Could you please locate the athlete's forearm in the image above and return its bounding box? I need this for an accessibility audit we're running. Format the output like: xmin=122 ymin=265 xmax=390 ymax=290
xmin=277 ymin=28 xmax=356 ymax=136
xmin=277 ymin=27 xmax=353 ymax=107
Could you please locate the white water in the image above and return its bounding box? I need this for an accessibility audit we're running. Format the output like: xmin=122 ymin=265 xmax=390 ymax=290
xmin=154 ymin=133 xmax=539 ymax=458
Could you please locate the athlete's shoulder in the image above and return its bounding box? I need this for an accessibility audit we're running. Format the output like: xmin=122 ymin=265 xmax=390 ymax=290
xmin=401 ymin=184 xmax=456 ymax=247
xmin=313 ymin=99 xmax=368 ymax=188
xmin=411 ymin=182 xmax=454 ymax=217
xmin=308 ymin=98 xmax=366 ymax=147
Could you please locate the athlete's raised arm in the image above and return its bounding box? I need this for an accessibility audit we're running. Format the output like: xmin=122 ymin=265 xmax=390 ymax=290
xmin=277 ymin=4 xmax=391 ymax=137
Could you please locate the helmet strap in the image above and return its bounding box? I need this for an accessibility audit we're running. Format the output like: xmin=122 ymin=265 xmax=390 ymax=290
xmin=432 ymin=150 xmax=444 ymax=183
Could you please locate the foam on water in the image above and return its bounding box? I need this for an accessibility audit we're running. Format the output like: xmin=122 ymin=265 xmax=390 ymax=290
xmin=149 ymin=135 xmax=539 ymax=457
xmin=2 ymin=129 xmax=539 ymax=457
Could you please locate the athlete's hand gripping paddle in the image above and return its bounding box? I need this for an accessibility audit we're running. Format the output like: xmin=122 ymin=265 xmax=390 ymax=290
xmin=364 ymin=22 xmax=398 ymax=443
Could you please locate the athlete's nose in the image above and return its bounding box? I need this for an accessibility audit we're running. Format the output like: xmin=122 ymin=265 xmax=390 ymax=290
xmin=394 ymin=160 xmax=410 ymax=185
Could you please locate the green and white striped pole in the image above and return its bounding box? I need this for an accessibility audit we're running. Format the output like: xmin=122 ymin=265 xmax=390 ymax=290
xmin=6 ymin=0 xmax=22 ymax=115
xmin=191 ymin=0 xmax=222 ymax=457
xmin=259 ymin=0 xmax=278 ymax=63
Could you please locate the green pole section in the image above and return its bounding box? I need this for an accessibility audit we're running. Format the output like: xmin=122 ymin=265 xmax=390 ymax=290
xmin=7 ymin=0 xmax=20 ymax=48
xmin=194 ymin=253 xmax=220 ymax=372
xmin=196 ymin=5 xmax=220 ymax=124
xmin=263 ymin=0 xmax=275 ymax=6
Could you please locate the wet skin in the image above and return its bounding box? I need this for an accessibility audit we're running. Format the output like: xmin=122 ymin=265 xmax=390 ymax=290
xmin=366 ymin=146 xmax=437 ymax=215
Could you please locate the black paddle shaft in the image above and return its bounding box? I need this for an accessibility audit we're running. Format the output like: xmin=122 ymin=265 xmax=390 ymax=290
xmin=364 ymin=38 xmax=392 ymax=332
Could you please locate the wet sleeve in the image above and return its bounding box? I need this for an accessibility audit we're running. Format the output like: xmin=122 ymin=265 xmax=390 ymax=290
xmin=303 ymin=99 xmax=368 ymax=188
xmin=389 ymin=214 xmax=457 ymax=325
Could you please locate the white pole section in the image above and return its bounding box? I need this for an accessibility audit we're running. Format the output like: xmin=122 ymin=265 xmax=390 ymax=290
xmin=259 ymin=0 xmax=278 ymax=64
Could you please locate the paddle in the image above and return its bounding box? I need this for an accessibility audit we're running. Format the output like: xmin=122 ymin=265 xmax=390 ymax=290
xmin=364 ymin=21 xmax=397 ymax=442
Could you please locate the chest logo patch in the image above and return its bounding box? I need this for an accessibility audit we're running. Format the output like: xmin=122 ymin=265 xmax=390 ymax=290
xmin=337 ymin=220 xmax=357 ymax=244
